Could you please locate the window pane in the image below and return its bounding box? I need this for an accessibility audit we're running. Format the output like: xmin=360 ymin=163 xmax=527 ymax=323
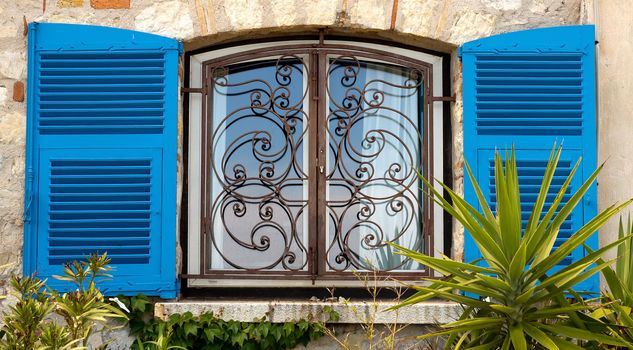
xmin=207 ymin=58 xmax=310 ymax=271
xmin=325 ymin=57 xmax=426 ymax=272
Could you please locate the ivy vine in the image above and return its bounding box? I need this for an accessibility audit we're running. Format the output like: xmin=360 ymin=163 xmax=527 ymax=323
xmin=118 ymin=295 xmax=340 ymax=350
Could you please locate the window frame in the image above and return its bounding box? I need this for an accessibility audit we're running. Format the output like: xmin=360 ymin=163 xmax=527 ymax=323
xmin=184 ymin=38 xmax=449 ymax=288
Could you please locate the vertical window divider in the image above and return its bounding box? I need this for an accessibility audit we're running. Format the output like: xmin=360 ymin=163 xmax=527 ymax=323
xmin=315 ymin=50 xmax=328 ymax=277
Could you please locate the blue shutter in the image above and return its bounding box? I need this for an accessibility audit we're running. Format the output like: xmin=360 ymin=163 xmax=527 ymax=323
xmin=24 ymin=23 xmax=180 ymax=298
xmin=460 ymin=25 xmax=598 ymax=292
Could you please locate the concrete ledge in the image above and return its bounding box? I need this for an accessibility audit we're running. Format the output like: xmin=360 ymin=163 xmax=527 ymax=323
xmin=155 ymin=300 xmax=462 ymax=325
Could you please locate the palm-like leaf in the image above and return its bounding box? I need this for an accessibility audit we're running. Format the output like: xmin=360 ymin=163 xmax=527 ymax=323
xmin=392 ymin=145 xmax=632 ymax=349
xmin=586 ymin=214 xmax=633 ymax=347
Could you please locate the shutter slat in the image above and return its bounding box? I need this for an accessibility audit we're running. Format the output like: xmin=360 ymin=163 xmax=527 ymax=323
xmin=37 ymin=49 xmax=166 ymax=135
xmin=488 ymin=158 xmax=575 ymax=266
xmin=41 ymin=91 xmax=164 ymax=99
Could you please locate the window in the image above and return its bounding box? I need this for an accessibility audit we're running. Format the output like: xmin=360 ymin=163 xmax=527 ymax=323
xmin=186 ymin=40 xmax=447 ymax=286
xmin=24 ymin=23 xmax=598 ymax=297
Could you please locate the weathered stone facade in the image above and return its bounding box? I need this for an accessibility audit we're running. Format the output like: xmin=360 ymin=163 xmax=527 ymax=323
xmin=0 ymin=0 xmax=616 ymax=348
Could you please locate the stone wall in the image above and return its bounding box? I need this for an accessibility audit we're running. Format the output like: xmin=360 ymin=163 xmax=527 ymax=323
xmin=0 ymin=0 xmax=590 ymax=348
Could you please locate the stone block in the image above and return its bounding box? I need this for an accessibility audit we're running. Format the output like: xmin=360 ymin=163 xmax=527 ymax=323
xmin=57 ymin=0 xmax=83 ymax=7
xmin=0 ymin=52 xmax=26 ymax=80
xmin=135 ymin=1 xmax=194 ymax=39
xmin=0 ymin=112 xmax=26 ymax=145
xmin=0 ymin=86 xmax=6 ymax=106
xmin=90 ymin=0 xmax=130 ymax=9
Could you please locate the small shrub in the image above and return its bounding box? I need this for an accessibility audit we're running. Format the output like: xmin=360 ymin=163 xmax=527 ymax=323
xmin=0 ymin=253 xmax=127 ymax=350
xmin=121 ymin=294 xmax=330 ymax=350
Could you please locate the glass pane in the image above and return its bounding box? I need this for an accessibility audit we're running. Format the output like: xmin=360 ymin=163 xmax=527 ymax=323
xmin=207 ymin=58 xmax=310 ymax=271
xmin=325 ymin=57 xmax=425 ymax=272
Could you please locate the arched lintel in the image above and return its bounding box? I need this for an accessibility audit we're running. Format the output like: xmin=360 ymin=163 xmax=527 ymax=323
xmin=184 ymin=25 xmax=456 ymax=56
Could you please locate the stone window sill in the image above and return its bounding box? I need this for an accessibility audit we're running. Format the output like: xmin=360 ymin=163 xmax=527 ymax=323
xmin=155 ymin=300 xmax=461 ymax=325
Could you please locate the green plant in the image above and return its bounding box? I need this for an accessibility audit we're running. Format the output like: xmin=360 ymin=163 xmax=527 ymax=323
xmin=601 ymin=215 xmax=633 ymax=305
xmin=135 ymin=323 xmax=186 ymax=350
xmin=0 ymin=264 xmax=12 ymax=300
xmin=0 ymin=253 xmax=127 ymax=350
xmin=39 ymin=322 xmax=84 ymax=350
xmin=392 ymin=146 xmax=633 ymax=349
xmin=586 ymin=214 xmax=633 ymax=348
xmin=53 ymin=254 xmax=128 ymax=346
xmin=321 ymin=268 xmax=432 ymax=350
xmin=0 ymin=276 xmax=53 ymax=349
xmin=375 ymin=227 xmax=419 ymax=271
xmin=121 ymin=294 xmax=330 ymax=350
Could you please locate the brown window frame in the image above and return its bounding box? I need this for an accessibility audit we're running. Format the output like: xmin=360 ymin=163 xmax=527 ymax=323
xmin=187 ymin=41 xmax=445 ymax=283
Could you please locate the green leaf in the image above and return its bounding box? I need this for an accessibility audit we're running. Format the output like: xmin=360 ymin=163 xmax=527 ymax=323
xmin=523 ymin=322 xmax=559 ymax=350
xmin=183 ymin=322 xmax=199 ymax=337
xmin=130 ymin=295 xmax=151 ymax=313
xmin=539 ymin=323 xmax=632 ymax=346
xmin=509 ymin=324 xmax=527 ymax=350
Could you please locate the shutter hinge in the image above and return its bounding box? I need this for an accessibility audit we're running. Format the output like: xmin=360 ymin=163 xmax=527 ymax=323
xmin=430 ymin=95 xmax=456 ymax=102
xmin=181 ymin=87 xmax=205 ymax=95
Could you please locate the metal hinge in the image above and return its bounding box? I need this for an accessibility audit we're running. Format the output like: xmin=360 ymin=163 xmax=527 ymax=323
xmin=181 ymin=87 xmax=205 ymax=95
xmin=430 ymin=95 xmax=457 ymax=102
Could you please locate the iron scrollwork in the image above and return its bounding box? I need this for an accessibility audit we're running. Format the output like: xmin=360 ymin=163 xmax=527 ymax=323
xmin=324 ymin=56 xmax=427 ymax=272
xmin=203 ymin=47 xmax=431 ymax=277
xmin=207 ymin=56 xmax=310 ymax=271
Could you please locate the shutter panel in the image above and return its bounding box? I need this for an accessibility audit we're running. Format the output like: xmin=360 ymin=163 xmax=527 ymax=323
xmin=460 ymin=25 xmax=598 ymax=292
xmin=24 ymin=23 xmax=179 ymax=298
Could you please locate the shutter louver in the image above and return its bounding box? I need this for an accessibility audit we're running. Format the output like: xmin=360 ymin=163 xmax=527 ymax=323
xmin=38 ymin=52 xmax=166 ymax=135
xmin=24 ymin=23 xmax=179 ymax=298
xmin=461 ymin=25 xmax=598 ymax=293
xmin=47 ymin=157 xmax=153 ymax=266
xmin=486 ymin=157 xmax=579 ymax=266
xmin=475 ymin=53 xmax=584 ymax=136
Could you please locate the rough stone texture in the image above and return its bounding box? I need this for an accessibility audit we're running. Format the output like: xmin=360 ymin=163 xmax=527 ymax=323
xmin=450 ymin=52 xmax=465 ymax=262
xmin=135 ymin=1 xmax=194 ymax=39
xmin=90 ymin=0 xmax=130 ymax=9
xmin=156 ymin=300 xmax=462 ymax=324
xmin=0 ymin=0 xmax=591 ymax=347
xmin=89 ymin=321 xmax=442 ymax=350
xmin=57 ymin=0 xmax=84 ymax=7
xmin=0 ymin=8 xmax=19 ymax=38
xmin=294 ymin=324 xmax=443 ymax=350
xmin=0 ymin=51 xmax=26 ymax=80
xmin=11 ymin=81 xmax=23 ymax=102
xmin=86 ymin=323 xmax=135 ymax=350
xmin=0 ymin=86 xmax=6 ymax=107
xmin=155 ymin=300 xmax=456 ymax=349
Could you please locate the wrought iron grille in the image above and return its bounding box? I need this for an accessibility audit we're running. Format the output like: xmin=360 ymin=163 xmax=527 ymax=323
xmin=197 ymin=44 xmax=434 ymax=280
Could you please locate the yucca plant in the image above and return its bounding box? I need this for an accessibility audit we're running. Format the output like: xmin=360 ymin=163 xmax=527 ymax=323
xmin=392 ymin=145 xmax=633 ymax=349
xmin=601 ymin=215 xmax=633 ymax=305
xmin=587 ymin=214 xmax=633 ymax=348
